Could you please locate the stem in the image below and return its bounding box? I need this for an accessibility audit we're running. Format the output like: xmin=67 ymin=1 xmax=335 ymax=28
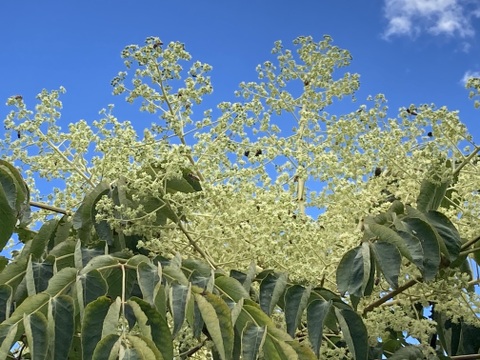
xmin=363 ymin=278 xmax=421 ymax=315
xmin=461 ymin=234 xmax=480 ymax=251
xmin=453 ymin=146 xmax=480 ymax=177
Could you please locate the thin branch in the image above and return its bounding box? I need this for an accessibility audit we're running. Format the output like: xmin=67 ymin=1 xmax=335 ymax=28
xmin=363 ymin=277 xmax=421 ymax=315
xmin=453 ymin=146 xmax=480 ymax=177
xmin=29 ymin=201 xmax=68 ymax=215
xmin=461 ymin=234 xmax=480 ymax=251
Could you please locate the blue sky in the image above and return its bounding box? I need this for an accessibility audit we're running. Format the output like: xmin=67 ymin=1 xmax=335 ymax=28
xmin=1 ymin=1 xmax=480 ymax=149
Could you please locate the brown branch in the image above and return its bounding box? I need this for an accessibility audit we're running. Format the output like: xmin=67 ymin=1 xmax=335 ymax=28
xmin=451 ymin=354 xmax=480 ymax=360
xmin=363 ymin=277 xmax=421 ymax=315
xmin=29 ymin=201 xmax=68 ymax=215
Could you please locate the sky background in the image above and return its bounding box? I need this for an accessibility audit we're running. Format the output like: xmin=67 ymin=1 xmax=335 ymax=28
xmin=1 ymin=0 xmax=480 ymax=167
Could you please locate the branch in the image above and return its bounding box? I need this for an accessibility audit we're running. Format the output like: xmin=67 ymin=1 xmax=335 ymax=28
xmin=363 ymin=277 xmax=421 ymax=315
xmin=461 ymin=234 xmax=480 ymax=251
xmin=29 ymin=201 xmax=68 ymax=215
xmin=453 ymin=146 xmax=480 ymax=177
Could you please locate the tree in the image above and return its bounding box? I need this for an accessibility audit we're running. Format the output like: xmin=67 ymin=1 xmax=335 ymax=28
xmin=0 ymin=35 xmax=479 ymax=359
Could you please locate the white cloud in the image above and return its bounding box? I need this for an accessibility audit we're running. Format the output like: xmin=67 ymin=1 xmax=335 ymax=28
xmin=383 ymin=0 xmax=480 ymax=39
xmin=460 ymin=70 xmax=480 ymax=86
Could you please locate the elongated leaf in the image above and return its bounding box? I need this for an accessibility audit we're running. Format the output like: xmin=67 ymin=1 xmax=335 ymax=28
xmin=195 ymin=293 xmax=234 ymax=360
xmin=45 ymin=267 xmax=77 ymax=297
xmin=307 ymin=299 xmax=332 ymax=357
xmin=371 ymin=241 xmax=401 ymax=288
xmin=396 ymin=229 xmax=424 ymax=271
xmin=51 ymin=295 xmax=74 ymax=360
xmin=126 ymin=334 xmax=162 ymax=360
xmin=336 ymin=245 xmax=369 ymax=298
xmin=49 ymin=239 xmax=76 ymax=270
xmin=425 ymin=211 xmax=461 ymax=263
xmin=0 ymin=184 xmax=16 ymax=251
xmin=259 ymin=272 xmax=288 ymax=316
xmin=0 ymin=285 xmax=12 ymax=323
xmin=128 ymin=297 xmax=173 ymax=360
xmin=92 ymin=333 xmax=120 ymax=360
xmin=0 ymin=166 xmax=18 ymax=211
xmin=335 ymin=308 xmax=368 ymax=360
xmin=102 ymin=297 xmax=121 ymax=337
xmin=82 ymin=269 xmax=108 ymax=305
xmin=72 ymin=182 xmax=110 ymax=244
xmin=417 ymin=177 xmax=448 ymax=213
xmin=366 ymin=223 xmax=413 ymax=263
xmin=51 ymin=215 xmax=72 ymax=249
xmin=169 ymin=283 xmax=190 ymax=336
xmin=5 ymin=293 xmax=50 ymax=327
xmin=81 ymin=296 xmax=112 ymax=360
xmin=403 ymin=217 xmax=440 ymax=281
xmin=79 ymin=255 xmax=118 ymax=275
xmin=0 ymin=323 xmax=18 ymax=359
xmin=137 ymin=261 xmax=160 ymax=305
xmin=215 ymin=275 xmax=250 ymax=302
xmin=284 ymin=285 xmax=311 ymax=337
xmin=30 ymin=220 xmax=58 ymax=260
xmin=24 ymin=311 xmax=48 ymax=360
xmin=242 ymin=322 xmax=267 ymax=360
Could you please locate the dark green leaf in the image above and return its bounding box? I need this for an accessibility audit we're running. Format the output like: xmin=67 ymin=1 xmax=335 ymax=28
xmin=389 ymin=345 xmax=425 ymax=360
xmin=259 ymin=272 xmax=288 ymax=316
xmin=417 ymin=177 xmax=448 ymax=213
xmin=335 ymin=308 xmax=368 ymax=360
xmin=45 ymin=267 xmax=77 ymax=297
xmin=371 ymin=241 xmax=401 ymax=288
xmin=170 ymin=283 xmax=190 ymax=336
xmin=425 ymin=211 xmax=461 ymax=262
xmin=128 ymin=297 xmax=173 ymax=360
xmin=82 ymin=269 xmax=108 ymax=305
xmin=307 ymin=299 xmax=332 ymax=357
xmin=24 ymin=311 xmax=48 ymax=360
xmin=137 ymin=261 xmax=160 ymax=305
xmin=0 ymin=285 xmax=12 ymax=323
xmin=284 ymin=285 xmax=310 ymax=337
xmin=336 ymin=244 xmax=371 ymax=298
xmin=241 ymin=322 xmax=266 ymax=360
xmin=92 ymin=333 xmax=120 ymax=360
xmin=0 ymin=184 xmax=16 ymax=251
xmin=195 ymin=293 xmax=234 ymax=360
xmin=403 ymin=217 xmax=440 ymax=281
xmin=51 ymin=295 xmax=74 ymax=360
xmin=81 ymin=296 xmax=112 ymax=360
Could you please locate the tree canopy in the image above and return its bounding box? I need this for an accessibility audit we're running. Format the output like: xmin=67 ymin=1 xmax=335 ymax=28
xmin=0 ymin=35 xmax=480 ymax=359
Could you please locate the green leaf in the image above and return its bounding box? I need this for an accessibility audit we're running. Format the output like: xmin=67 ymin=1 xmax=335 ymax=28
xmin=195 ymin=293 xmax=234 ymax=360
xmin=241 ymin=322 xmax=267 ymax=360
xmin=51 ymin=215 xmax=73 ymax=250
xmin=49 ymin=239 xmax=76 ymax=270
xmin=24 ymin=311 xmax=48 ymax=360
xmin=403 ymin=217 xmax=440 ymax=281
xmin=336 ymin=244 xmax=371 ymax=298
xmin=45 ymin=267 xmax=77 ymax=297
xmin=82 ymin=269 xmax=108 ymax=305
xmin=0 ymin=165 xmax=19 ymax=211
xmin=395 ymin=229 xmax=424 ymax=272
xmin=79 ymin=255 xmax=118 ymax=275
xmin=136 ymin=261 xmax=160 ymax=305
xmin=259 ymin=272 xmax=288 ymax=316
xmin=425 ymin=211 xmax=461 ymax=263
xmin=102 ymin=297 xmax=121 ymax=337
xmin=126 ymin=334 xmax=162 ymax=360
xmin=5 ymin=293 xmax=50 ymax=327
xmin=0 ymin=160 xmax=28 ymax=207
xmin=284 ymin=285 xmax=310 ymax=337
xmin=0 ymin=323 xmax=18 ymax=360
xmin=370 ymin=241 xmax=401 ymax=289
xmin=72 ymin=182 xmax=110 ymax=244
xmin=169 ymin=283 xmax=190 ymax=336
xmin=366 ymin=223 xmax=414 ymax=263
xmin=307 ymin=299 xmax=332 ymax=357
xmin=334 ymin=308 xmax=368 ymax=360
xmin=0 ymin=285 xmax=12 ymax=323
xmin=81 ymin=296 xmax=112 ymax=360
xmin=0 ymin=182 xmax=16 ymax=251
xmin=128 ymin=297 xmax=173 ymax=360
xmin=214 ymin=274 xmax=250 ymax=303
xmin=92 ymin=334 xmax=120 ymax=360
xmin=417 ymin=177 xmax=448 ymax=213
xmin=30 ymin=220 xmax=58 ymax=260
xmin=51 ymin=295 xmax=74 ymax=360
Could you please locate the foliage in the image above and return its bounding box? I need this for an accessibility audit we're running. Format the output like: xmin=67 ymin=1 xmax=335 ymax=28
xmin=1 ymin=36 xmax=480 ymax=359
